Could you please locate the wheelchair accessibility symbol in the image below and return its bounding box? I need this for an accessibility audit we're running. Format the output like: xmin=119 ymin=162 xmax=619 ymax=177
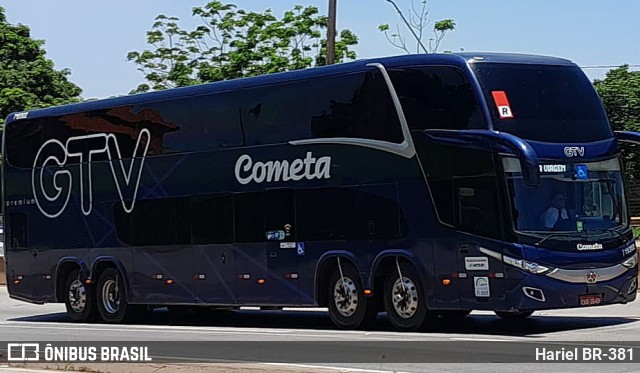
xmin=575 ymin=164 xmax=588 ymax=180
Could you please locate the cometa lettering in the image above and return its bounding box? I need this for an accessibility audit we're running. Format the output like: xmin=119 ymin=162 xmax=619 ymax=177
xmin=577 ymin=243 xmax=603 ymax=251
xmin=235 ymin=152 xmax=331 ymax=185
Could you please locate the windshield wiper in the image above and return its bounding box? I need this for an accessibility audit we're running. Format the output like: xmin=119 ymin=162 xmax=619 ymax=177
xmin=534 ymin=227 xmax=628 ymax=247
xmin=583 ymin=227 xmax=628 ymax=243
xmin=534 ymin=232 xmax=576 ymax=246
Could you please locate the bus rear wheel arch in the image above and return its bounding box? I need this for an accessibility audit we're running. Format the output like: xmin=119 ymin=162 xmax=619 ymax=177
xmin=383 ymin=261 xmax=427 ymax=331
xmin=326 ymin=260 xmax=377 ymax=329
xmin=63 ymin=269 xmax=98 ymax=322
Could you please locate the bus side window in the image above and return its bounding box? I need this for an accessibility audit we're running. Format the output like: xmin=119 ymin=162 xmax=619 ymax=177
xmin=241 ymin=82 xmax=312 ymax=146
xmin=389 ymin=66 xmax=484 ymax=131
xmin=452 ymin=148 xmax=502 ymax=239
xmin=295 ymin=187 xmax=407 ymax=241
xmin=309 ymin=72 xmax=404 ymax=144
xmin=418 ymin=140 xmax=502 ymax=238
xmin=454 ymin=180 xmax=501 ymax=239
xmin=8 ymin=213 xmax=28 ymax=249
xmin=158 ymin=93 xmax=245 ymax=153
xmin=114 ymin=198 xmax=190 ymax=246
xmin=191 ymin=195 xmax=234 ymax=244
xmin=234 ymin=192 xmax=267 ymax=243
xmin=265 ymin=190 xmax=295 ymax=241
xmin=295 ymin=188 xmax=349 ymax=241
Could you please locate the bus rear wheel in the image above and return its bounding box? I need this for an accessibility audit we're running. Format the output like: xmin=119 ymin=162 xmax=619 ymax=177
xmin=64 ymin=269 xmax=97 ymax=322
xmin=327 ymin=263 xmax=377 ymax=329
xmin=96 ymin=268 xmax=131 ymax=323
xmin=383 ymin=263 xmax=427 ymax=332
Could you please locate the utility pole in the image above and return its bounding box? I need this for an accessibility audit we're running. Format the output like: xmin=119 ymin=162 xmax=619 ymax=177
xmin=326 ymin=0 xmax=337 ymax=65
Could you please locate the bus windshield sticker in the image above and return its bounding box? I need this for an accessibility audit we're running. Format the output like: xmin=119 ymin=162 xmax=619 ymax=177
xmin=464 ymin=257 xmax=489 ymax=271
xmin=539 ymin=164 xmax=567 ymax=173
xmin=266 ymin=231 xmax=286 ymax=241
xmin=491 ymin=90 xmax=514 ymax=119
xmin=575 ymin=164 xmax=588 ymax=179
xmin=474 ymin=276 xmax=490 ymax=297
xmin=296 ymin=243 xmax=306 ymax=256
xmin=13 ymin=112 xmax=29 ymax=120
xmin=280 ymin=242 xmax=296 ymax=249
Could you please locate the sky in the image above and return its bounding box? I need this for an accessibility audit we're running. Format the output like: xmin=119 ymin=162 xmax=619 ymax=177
xmin=2 ymin=0 xmax=640 ymax=99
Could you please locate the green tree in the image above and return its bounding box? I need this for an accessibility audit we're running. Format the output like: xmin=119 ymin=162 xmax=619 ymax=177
xmin=128 ymin=2 xmax=358 ymax=93
xmin=379 ymin=0 xmax=455 ymax=54
xmin=594 ymin=66 xmax=640 ymax=180
xmin=0 ymin=6 xmax=82 ymax=127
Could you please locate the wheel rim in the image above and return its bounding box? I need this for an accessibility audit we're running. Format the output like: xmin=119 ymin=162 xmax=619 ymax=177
xmin=333 ymin=277 xmax=359 ymax=317
xmin=68 ymin=280 xmax=87 ymax=313
xmin=391 ymin=276 xmax=419 ymax=319
xmin=101 ymin=279 xmax=120 ymax=314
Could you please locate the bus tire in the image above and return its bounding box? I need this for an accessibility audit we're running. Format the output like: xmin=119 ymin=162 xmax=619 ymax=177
xmin=64 ymin=269 xmax=97 ymax=322
xmin=327 ymin=263 xmax=377 ymax=329
xmin=96 ymin=268 xmax=131 ymax=323
xmin=494 ymin=310 xmax=534 ymax=320
xmin=383 ymin=263 xmax=427 ymax=332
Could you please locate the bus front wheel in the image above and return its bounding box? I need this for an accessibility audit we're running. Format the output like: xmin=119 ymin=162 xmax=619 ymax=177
xmin=96 ymin=268 xmax=131 ymax=323
xmin=64 ymin=269 xmax=97 ymax=322
xmin=327 ymin=263 xmax=377 ymax=329
xmin=383 ymin=263 xmax=427 ymax=332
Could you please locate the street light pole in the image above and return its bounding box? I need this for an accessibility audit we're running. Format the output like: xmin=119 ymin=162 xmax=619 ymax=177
xmin=326 ymin=0 xmax=337 ymax=65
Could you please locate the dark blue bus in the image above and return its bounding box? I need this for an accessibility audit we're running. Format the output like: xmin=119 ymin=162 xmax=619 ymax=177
xmin=2 ymin=53 xmax=638 ymax=331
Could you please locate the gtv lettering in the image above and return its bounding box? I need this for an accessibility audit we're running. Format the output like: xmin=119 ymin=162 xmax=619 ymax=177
xmin=32 ymin=129 xmax=150 ymax=218
xmin=564 ymin=146 xmax=585 ymax=157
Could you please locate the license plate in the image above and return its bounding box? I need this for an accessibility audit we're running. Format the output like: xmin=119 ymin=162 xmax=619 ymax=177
xmin=579 ymin=294 xmax=602 ymax=306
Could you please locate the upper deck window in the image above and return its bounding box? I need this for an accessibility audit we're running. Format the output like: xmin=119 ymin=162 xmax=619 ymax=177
xmin=472 ymin=63 xmax=612 ymax=143
xmin=389 ymin=66 xmax=484 ymax=131
xmin=5 ymin=70 xmax=405 ymax=169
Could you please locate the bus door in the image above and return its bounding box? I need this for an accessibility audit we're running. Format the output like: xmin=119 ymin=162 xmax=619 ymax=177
xmin=191 ymin=195 xmax=237 ymax=305
xmin=235 ymin=190 xmax=300 ymax=305
xmin=5 ymin=212 xmax=37 ymax=299
xmin=453 ymin=179 xmax=506 ymax=310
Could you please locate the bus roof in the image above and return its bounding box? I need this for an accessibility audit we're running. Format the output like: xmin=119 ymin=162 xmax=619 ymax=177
xmin=5 ymin=52 xmax=576 ymax=124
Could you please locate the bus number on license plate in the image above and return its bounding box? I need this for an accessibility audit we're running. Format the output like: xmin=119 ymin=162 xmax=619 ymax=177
xmin=579 ymin=294 xmax=602 ymax=306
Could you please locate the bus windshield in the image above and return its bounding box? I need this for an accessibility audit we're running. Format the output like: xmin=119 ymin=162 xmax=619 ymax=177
xmin=503 ymin=157 xmax=628 ymax=235
xmin=471 ymin=63 xmax=612 ymax=143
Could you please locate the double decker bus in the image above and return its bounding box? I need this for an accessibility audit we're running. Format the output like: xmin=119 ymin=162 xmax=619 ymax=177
xmin=2 ymin=53 xmax=638 ymax=331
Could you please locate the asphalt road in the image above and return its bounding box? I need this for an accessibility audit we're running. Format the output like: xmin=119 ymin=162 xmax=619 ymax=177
xmin=1 ymin=286 xmax=639 ymax=372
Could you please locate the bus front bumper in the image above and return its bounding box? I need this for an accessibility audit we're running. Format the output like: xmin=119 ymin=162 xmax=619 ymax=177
xmin=503 ymin=266 xmax=638 ymax=311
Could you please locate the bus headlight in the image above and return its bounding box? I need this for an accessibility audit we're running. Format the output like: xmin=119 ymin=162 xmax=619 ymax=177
xmin=503 ymin=255 xmax=553 ymax=275
xmin=478 ymin=247 xmax=555 ymax=275
xmin=621 ymin=253 xmax=638 ymax=269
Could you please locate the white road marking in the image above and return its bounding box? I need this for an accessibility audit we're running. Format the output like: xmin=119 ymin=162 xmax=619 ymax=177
xmin=264 ymin=362 xmax=405 ymax=373
xmin=0 ymin=321 xmax=454 ymax=341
